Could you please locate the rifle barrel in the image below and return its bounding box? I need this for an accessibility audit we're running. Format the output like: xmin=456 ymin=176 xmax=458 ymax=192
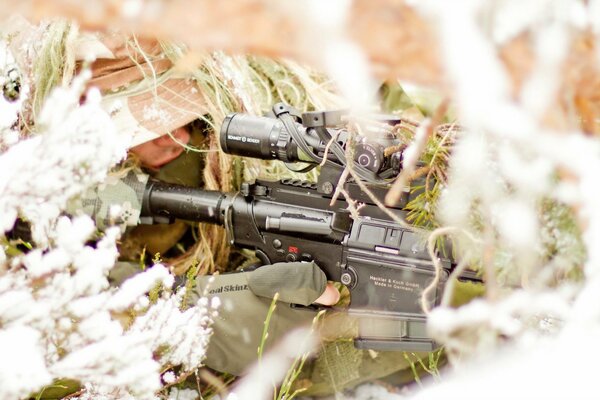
xmin=142 ymin=179 xmax=226 ymax=224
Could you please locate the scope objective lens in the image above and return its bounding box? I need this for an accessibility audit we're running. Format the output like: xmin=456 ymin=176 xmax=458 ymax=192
xmin=220 ymin=113 xmax=303 ymax=162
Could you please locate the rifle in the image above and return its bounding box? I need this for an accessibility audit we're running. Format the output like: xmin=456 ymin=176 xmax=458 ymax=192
xmin=141 ymin=103 xmax=479 ymax=352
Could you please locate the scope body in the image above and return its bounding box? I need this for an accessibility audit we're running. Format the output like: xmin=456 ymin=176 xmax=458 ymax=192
xmin=221 ymin=112 xmax=403 ymax=175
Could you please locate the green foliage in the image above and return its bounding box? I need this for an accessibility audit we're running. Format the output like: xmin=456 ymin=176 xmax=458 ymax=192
xmin=148 ymin=283 xmax=162 ymax=305
xmin=139 ymin=246 xmax=147 ymax=271
xmin=254 ymin=295 xmax=328 ymax=400
xmin=401 ymin=122 xmax=456 ymax=231
xmin=257 ymin=293 xmax=280 ymax=361
xmin=2 ymin=238 xmax=29 ymax=257
xmin=403 ymin=349 xmax=443 ymax=387
xmin=147 ymin=252 xmax=168 ymax=304
xmin=406 ymin=182 xmax=442 ymax=229
xmin=32 ymin=379 xmax=80 ymax=400
xmin=181 ymin=262 xmax=199 ymax=310
xmin=379 ymin=84 xmax=417 ymax=114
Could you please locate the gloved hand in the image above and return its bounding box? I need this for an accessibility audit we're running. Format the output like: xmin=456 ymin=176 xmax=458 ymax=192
xmin=191 ymin=261 xmax=339 ymax=376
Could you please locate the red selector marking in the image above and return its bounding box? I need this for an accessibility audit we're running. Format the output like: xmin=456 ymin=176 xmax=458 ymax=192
xmin=288 ymin=246 xmax=299 ymax=254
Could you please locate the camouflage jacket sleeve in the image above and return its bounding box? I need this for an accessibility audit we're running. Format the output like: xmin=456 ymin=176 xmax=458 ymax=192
xmin=66 ymin=171 xmax=149 ymax=231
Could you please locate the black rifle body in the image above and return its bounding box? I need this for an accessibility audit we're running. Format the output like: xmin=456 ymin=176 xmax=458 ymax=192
xmin=143 ymin=177 xmax=462 ymax=352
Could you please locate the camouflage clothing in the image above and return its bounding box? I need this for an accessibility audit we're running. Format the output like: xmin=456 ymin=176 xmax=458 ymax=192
xmin=66 ymin=171 xmax=148 ymax=231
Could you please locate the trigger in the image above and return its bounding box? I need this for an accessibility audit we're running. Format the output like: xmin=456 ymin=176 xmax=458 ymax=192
xmin=255 ymin=249 xmax=271 ymax=266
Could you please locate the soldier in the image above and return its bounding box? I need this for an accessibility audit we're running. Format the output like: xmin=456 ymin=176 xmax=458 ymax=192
xmin=65 ymin=31 xmax=468 ymax=397
xmin=63 ymin=31 xmax=364 ymax=383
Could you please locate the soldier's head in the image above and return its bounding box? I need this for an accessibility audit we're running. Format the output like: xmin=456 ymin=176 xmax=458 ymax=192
xmin=81 ymin=33 xmax=206 ymax=168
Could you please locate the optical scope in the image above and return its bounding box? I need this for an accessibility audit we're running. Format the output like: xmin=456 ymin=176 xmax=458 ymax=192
xmin=219 ymin=104 xmax=405 ymax=180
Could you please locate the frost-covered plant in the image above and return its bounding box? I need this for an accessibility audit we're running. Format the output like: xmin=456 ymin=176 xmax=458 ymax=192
xmin=0 ymin=70 xmax=128 ymax=245
xmin=293 ymin=2 xmax=600 ymax=393
xmin=251 ymin=0 xmax=600 ymax=397
xmin=0 ymin=40 xmax=217 ymax=399
xmin=408 ymin=0 xmax=600 ymax=363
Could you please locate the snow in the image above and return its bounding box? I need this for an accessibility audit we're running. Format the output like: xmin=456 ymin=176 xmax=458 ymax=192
xmin=0 ymin=39 xmax=217 ymax=399
xmin=162 ymin=370 xmax=176 ymax=384
xmin=410 ymin=326 xmax=600 ymax=400
xmin=394 ymin=2 xmax=600 ymax=399
xmin=352 ymin=384 xmax=407 ymax=400
xmin=107 ymin=264 xmax=173 ymax=311
xmin=492 ymin=199 xmax=539 ymax=251
xmin=0 ymin=72 xmax=128 ymax=245
xmin=0 ymin=326 xmax=52 ymax=399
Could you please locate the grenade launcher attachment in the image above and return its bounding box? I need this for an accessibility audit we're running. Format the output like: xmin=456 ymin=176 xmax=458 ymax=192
xmin=141 ymin=103 xmax=479 ymax=352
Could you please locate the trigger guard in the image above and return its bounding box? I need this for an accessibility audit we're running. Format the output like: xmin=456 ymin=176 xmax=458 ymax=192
xmin=255 ymin=249 xmax=271 ymax=266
